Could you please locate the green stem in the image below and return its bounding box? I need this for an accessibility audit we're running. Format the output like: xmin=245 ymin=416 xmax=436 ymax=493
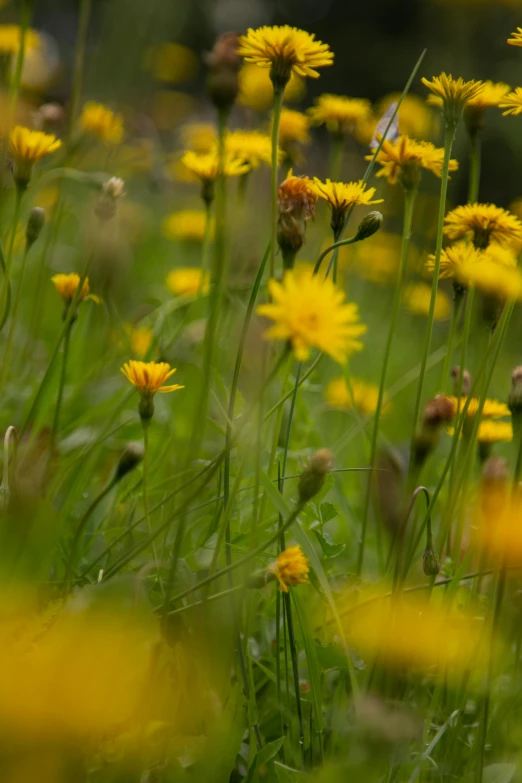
xmin=438 ymin=286 xmax=464 ymax=393
xmin=142 ymin=420 xmax=161 ymax=576
xmin=8 ymin=0 xmax=31 ymax=121
xmin=357 ymin=185 xmax=417 ymax=576
xmin=200 ymin=200 xmax=213 ymax=290
xmin=0 ymin=186 xmax=23 ymax=333
xmin=270 ymin=86 xmax=284 ymax=278
xmin=50 ymin=319 xmax=73 ymax=453
xmin=410 ymin=122 xmax=456 ymax=448
xmin=313 ymin=234 xmax=359 ymax=276
xmin=328 ymin=132 xmax=344 ymax=181
xmin=67 ymin=0 xmax=92 ymax=145
xmin=0 ymin=243 xmax=29 ymax=388
xmin=468 ymin=129 xmax=481 ymax=204
xmin=284 ymin=590 xmax=305 ymax=768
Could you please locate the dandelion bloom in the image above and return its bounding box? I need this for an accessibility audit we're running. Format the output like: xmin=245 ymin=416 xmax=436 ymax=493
xmin=51 ymin=273 xmax=99 ymax=305
xmin=238 ymin=63 xmax=304 ymax=111
xmin=166 ymin=268 xmax=210 ymax=297
xmin=277 ymin=108 xmax=311 ymax=146
xmin=458 ymin=258 xmax=522 ymax=301
xmin=499 ymin=87 xmax=522 ymax=116
xmin=180 ymin=122 xmax=217 ymax=154
xmin=312 ymin=178 xmax=383 ymax=236
xmin=257 ymin=265 xmax=367 ymax=364
xmin=367 ymin=135 xmax=458 ymax=188
xmin=446 ymin=396 xmax=511 ymax=419
xmin=507 ymin=27 xmax=522 ymax=46
xmin=79 ymin=102 xmax=124 ymax=144
xmin=402 ymin=282 xmax=451 ymax=321
xmin=421 ymin=73 xmax=483 ymax=125
xmin=162 ymin=210 xmax=214 ymax=243
xmin=237 ymin=26 xmax=333 ymax=87
xmin=426 ymin=242 xmax=482 ymax=281
xmin=477 ymin=419 xmax=513 ymax=444
xmin=9 ymin=126 xmax=61 ymax=187
xmin=121 ymin=361 xmax=183 ymax=395
xmin=224 ymin=129 xmax=282 ymax=168
xmin=325 ymin=376 xmax=385 ymax=415
xmin=307 ymin=93 xmax=371 ymax=136
xmin=181 ymin=150 xmax=251 ymax=181
xmin=443 ymin=203 xmax=522 ymax=248
xmin=268 ymin=545 xmax=310 ymax=591
xmin=125 ymin=325 xmax=153 ymax=359
xmin=0 ymin=25 xmax=41 ymax=55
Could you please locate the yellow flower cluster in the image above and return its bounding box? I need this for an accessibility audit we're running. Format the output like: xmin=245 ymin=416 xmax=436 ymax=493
xmin=369 ymin=134 xmax=458 ymax=187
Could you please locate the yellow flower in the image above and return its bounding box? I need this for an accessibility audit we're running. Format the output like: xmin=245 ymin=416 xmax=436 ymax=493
xmin=477 ymin=419 xmax=513 ymax=444
xmin=121 ymin=360 xmax=183 ymax=395
xmin=421 ymin=73 xmax=484 ymax=125
xmin=402 ymin=282 xmax=451 ymax=321
xmin=268 ymin=545 xmax=310 ymax=591
xmin=467 ymin=80 xmax=511 ymax=109
xmin=426 ymin=242 xmax=481 ymax=280
xmin=278 ymin=170 xmax=317 ymax=220
xmin=79 ymin=102 xmax=123 ymax=144
xmin=499 ymin=87 xmax=522 ymax=116
xmin=162 ymin=210 xmax=214 ymax=242
xmin=312 ymin=178 xmax=383 ymax=236
xmin=180 ymin=150 xmax=251 ymax=181
xmin=307 ymin=93 xmax=371 ymax=135
xmin=237 ymin=26 xmax=333 ymax=87
xmin=223 ymin=129 xmax=282 ymax=168
xmin=277 ymin=108 xmax=311 ymax=146
xmin=51 ymin=273 xmax=99 ymax=305
xmin=508 ymin=27 xmax=522 ymax=46
xmin=446 ymin=396 xmax=510 ymax=419
xmin=0 ymin=25 xmax=41 ymax=55
xmin=325 ymin=376 xmax=386 ymax=415
xmin=238 ymin=63 xmax=305 ymax=111
xmin=143 ymin=42 xmax=198 ymax=83
xmin=257 ymin=265 xmax=367 ymax=364
xmin=9 ymin=126 xmax=61 ymax=186
xmin=166 ymin=268 xmax=210 ymax=297
xmin=457 ymin=258 xmax=522 ymax=301
xmin=367 ymin=135 xmax=458 ymax=188
xmin=180 ymin=122 xmax=217 ymax=153
xmin=443 ymin=203 xmax=522 ymax=248
xmin=125 ymin=324 xmax=153 ymax=359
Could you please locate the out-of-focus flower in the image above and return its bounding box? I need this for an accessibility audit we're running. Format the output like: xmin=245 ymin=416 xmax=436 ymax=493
xmin=237 ymin=26 xmax=333 ymax=88
xmin=368 ymin=134 xmax=458 ymax=188
xmin=402 ymin=282 xmax=451 ymax=320
xmin=443 ymin=203 xmax=522 ymax=248
xmin=180 ymin=122 xmax=217 ymax=153
xmin=349 ymin=232 xmax=402 ymax=284
xmin=166 ymin=268 xmax=210 ymax=298
xmin=267 ymin=545 xmax=310 ymax=591
xmin=426 ymin=242 xmax=482 ymax=280
xmin=499 ymin=87 xmax=522 ymax=116
xmin=0 ymin=25 xmax=41 ymax=55
xmin=307 ymin=93 xmax=371 ymax=136
xmin=143 ymin=42 xmax=198 ymax=83
xmin=162 ymin=210 xmax=213 ymax=243
xmin=457 ymin=258 xmax=522 ymax=301
xmin=325 ymin=376 xmax=386 ymax=415
xmin=238 ymin=63 xmax=304 ymax=111
xmin=477 ymin=419 xmax=513 ymax=444
xmin=125 ymin=324 xmax=153 ymax=359
xmin=150 ymin=90 xmax=195 ymax=131
xmin=422 ymin=73 xmax=484 ymax=126
xmin=476 ymin=479 xmax=522 ymax=564
xmin=51 ymin=273 xmax=99 ymax=306
xmin=311 ymin=177 xmax=383 ymax=237
xmin=277 ymin=108 xmax=311 ymax=146
xmin=79 ymin=102 xmax=124 ymax=144
xmin=9 ymin=126 xmax=61 ymax=187
xmin=180 ymin=150 xmax=251 ymax=204
xmin=223 ymin=129 xmax=282 ymax=168
xmin=446 ymin=396 xmax=511 ymax=419
xmin=466 ymin=80 xmax=511 ymax=110
xmin=508 ymin=27 xmax=522 ymax=47
xmin=257 ymin=264 xmax=367 ymax=363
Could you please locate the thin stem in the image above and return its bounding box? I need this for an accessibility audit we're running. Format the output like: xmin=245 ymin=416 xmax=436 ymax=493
xmin=438 ymin=286 xmax=464 ymax=393
xmin=284 ymin=590 xmax=305 ymax=768
xmin=270 ymin=86 xmax=284 ymax=278
xmin=200 ymin=201 xmax=213 ymax=289
xmin=328 ymin=133 xmax=344 ymax=181
xmin=50 ymin=319 xmax=73 ymax=453
xmin=142 ymin=421 xmax=161 ymax=576
xmin=468 ymin=130 xmax=481 ymax=204
xmin=67 ymin=0 xmax=92 ymax=144
xmin=313 ymin=234 xmax=359 ymax=276
xmin=410 ymin=122 xmax=456 ymax=446
xmin=0 ymin=244 xmax=29 ymax=388
xmin=0 ymin=187 xmax=23 ymax=333
xmin=358 ymin=186 xmax=417 ymax=575
xmin=8 ymin=0 xmax=31 ymax=121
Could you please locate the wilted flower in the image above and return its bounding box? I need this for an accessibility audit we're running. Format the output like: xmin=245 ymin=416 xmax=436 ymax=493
xmin=276 ymin=171 xmax=317 ymax=268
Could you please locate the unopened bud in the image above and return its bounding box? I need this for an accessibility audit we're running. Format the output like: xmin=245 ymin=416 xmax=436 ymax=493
xmin=114 ymin=441 xmax=144 ymax=482
xmin=413 ymin=395 xmax=454 ymax=467
xmin=508 ymin=366 xmax=522 ymax=416
xmin=277 ymin=213 xmax=304 ymax=270
xmin=205 ymin=32 xmax=241 ymax=112
xmin=298 ymin=448 xmax=333 ymax=504
xmin=26 ymin=207 xmax=45 ymax=247
xmin=94 ymin=177 xmax=125 ymax=221
xmin=355 ymin=211 xmax=383 ymax=241
xmin=423 ymin=546 xmax=440 ymax=576
xmin=451 ymin=366 xmax=471 ymax=396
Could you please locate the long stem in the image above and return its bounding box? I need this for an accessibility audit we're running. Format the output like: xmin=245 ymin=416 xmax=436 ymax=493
xmin=328 ymin=133 xmax=344 ymax=181
xmin=285 ymin=590 xmax=305 ymax=768
xmin=67 ymin=0 xmax=92 ymax=145
xmin=0 ymin=186 xmax=24 ymax=333
xmin=270 ymin=86 xmax=284 ymax=278
xmin=438 ymin=286 xmax=464 ymax=393
xmin=410 ymin=123 xmax=456 ymax=446
xmin=0 ymin=244 xmax=29 ymax=388
xmin=357 ymin=185 xmax=416 ymax=575
xmin=142 ymin=420 xmax=161 ymax=575
xmin=8 ymin=0 xmax=31 ymax=120
xmin=468 ymin=129 xmax=481 ymax=204
xmin=50 ymin=319 xmax=73 ymax=453
xmin=200 ymin=201 xmax=213 ymax=289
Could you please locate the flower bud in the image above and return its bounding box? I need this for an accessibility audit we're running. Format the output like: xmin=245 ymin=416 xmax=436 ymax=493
xmin=451 ymin=366 xmax=471 ymax=397
xmin=423 ymin=546 xmax=440 ymax=576
xmin=25 ymin=207 xmax=45 ymax=248
xmin=205 ymin=32 xmax=241 ymax=112
xmin=114 ymin=441 xmax=144 ymax=482
xmin=94 ymin=177 xmax=125 ymax=221
xmin=355 ymin=211 xmax=383 ymax=241
xmin=412 ymin=395 xmax=454 ymax=468
xmin=298 ymin=448 xmax=333 ymax=505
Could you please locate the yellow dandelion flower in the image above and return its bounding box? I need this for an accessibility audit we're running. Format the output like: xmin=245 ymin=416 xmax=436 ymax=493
xmin=325 ymin=376 xmax=386 ymax=415
xmin=162 ymin=210 xmax=214 ymax=243
xmin=467 ymin=80 xmax=511 ymax=109
xmin=402 ymin=282 xmax=451 ymax=320
xmin=447 ymin=396 xmax=510 ymax=419
xmin=426 ymin=242 xmax=482 ymax=280
xmin=443 ymin=203 xmax=522 ymax=248
xmin=421 ymin=73 xmax=484 ymax=125
xmin=9 ymin=126 xmax=61 ymax=187
xmin=124 ymin=325 xmax=154 ymax=359
xmin=51 ymin=273 xmax=99 ymax=306
xmin=307 ymin=93 xmax=371 ymax=136
xmin=0 ymin=25 xmax=41 ymax=55
xmin=475 ymin=482 xmax=522 ymax=565
xmin=79 ymin=102 xmax=123 ymax=144
xmin=237 ymin=26 xmax=333 ymax=88
xmin=277 ymin=108 xmax=311 ymax=146
xmin=238 ymin=63 xmax=305 ymax=111
xmin=223 ymin=129 xmax=282 ymax=168
xmin=257 ymin=265 xmax=367 ymax=364
xmin=268 ymin=545 xmax=310 ymax=591
xmin=477 ymin=419 xmax=513 ymax=444
xmin=508 ymin=27 xmax=522 ymax=46
xmin=181 ymin=150 xmax=251 ymax=181
xmin=458 ymin=258 xmax=522 ymax=301
xmin=311 ymin=177 xmax=383 ymax=236
xmin=367 ymin=135 xmax=458 ymax=188
xmin=499 ymin=87 xmax=522 ymax=116
xmin=180 ymin=122 xmax=217 ymax=154
xmin=166 ymin=268 xmax=210 ymax=298
xmin=121 ymin=360 xmax=183 ymax=395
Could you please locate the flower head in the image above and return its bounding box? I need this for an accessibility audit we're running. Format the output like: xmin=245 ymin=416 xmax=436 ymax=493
xmin=421 ymin=73 xmax=484 ymax=126
xmin=180 ymin=150 xmax=250 ymax=204
xmin=79 ymin=102 xmax=124 ymax=144
xmin=277 ymin=108 xmax=311 ymax=147
xmin=477 ymin=419 xmax=513 ymax=444
xmin=166 ymin=268 xmax=210 ymax=298
xmin=238 ymin=63 xmax=304 ymax=111
xmin=237 ymin=26 xmax=333 ymax=88
xmin=180 ymin=123 xmax=217 ymax=154
xmin=325 ymin=376 xmax=386 ymax=415
xmin=257 ymin=265 xmax=367 ymax=364
xmin=443 ymin=203 xmax=522 ymax=249
xmin=367 ymin=134 xmax=458 ymax=188
xmin=312 ymin=178 xmax=383 ymax=237
xmin=9 ymin=126 xmax=61 ymax=187
xmin=402 ymin=282 xmax=451 ymax=321
xmin=121 ymin=360 xmax=183 ymax=420
xmin=223 ymin=129 xmax=282 ymax=168
xmin=508 ymin=27 xmax=522 ymax=47
xmin=268 ymin=545 xmax=310 ymax=591
xmin=307 ymin=93 xmax=371 ymax=136
xmin=499 ymin=87 xmax=522 ymax=116
xmin=125 ymin=325 xmax=153 ymax=359
xmin=162 ymin=210 xmax=214 ymax=243
xmin=51 ymin=273 xmax=98 ymax=305
xmin=457 ymin=259 xmax=522 ymax=301
xmin=447 ymin=396 xmax=511 ymax=419
xmin=277 ymin=171 xmax=317 ymax=267
xmin=0 ymin=25 xmax=41 ymax=55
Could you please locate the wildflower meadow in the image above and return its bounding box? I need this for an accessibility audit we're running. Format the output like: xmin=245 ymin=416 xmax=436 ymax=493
xmin=3 ymin=1 xmax=522 ymax=781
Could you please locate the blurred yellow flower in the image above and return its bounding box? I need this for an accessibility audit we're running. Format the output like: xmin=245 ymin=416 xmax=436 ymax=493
xmin=277 ymin=108 xmax=311 ymax=146
xmin=349 ymin=232 xmax=402 ymax=284
xmin=143 ymin=42 xmax=198 ymax=83
xmin=180 ymin=122 xmax=217 ymax=153
xmin=162 ymin=210 xmax=214 ymax=242
xmin=426 ymin=241 xmax=482 ymax=280
xmin=499 ymin=87 xmax=522 ymax=116
xmin=51 ymin=273 xmax=99 ymax=305
xmin=237 ymin=26 xmax=333 ymax=85
xmin=508 ymin=27 xmax=522 ymax=46
xmin=458 ymin=258 xmax=522 ymax=300
xmin=368 ymin=134 xmax=458 ymax=187
xmin=325 ymin=376 xmax=385 ymax=415
xmin=257 ymin=265 xmax=367 ymax=364
xmin=443 ymin=203 xmax=522 ymax=248
xmin=467 ymin=80 xmax=511 ymax=109
xmin=180 ymin=150 xmax=251 ymax=182
xmin=447 ymin=396 xmax=510 ymax=419
xmin=125 ymin=324 xmax=153 ymax=359
xmin=79 ymin=101 xmax=124 ymax=144
xmin=121 ymin=360 xmax=183 ymax=395
xmin=223 ymin=129 xmax=282 ymax=168
xmin=477 ymin=419 xmax=513 ymax=444
xmin=0 ymin=24 xmax=40 ymax=55
xmin=402 ymin=282 xmax=451 ymax=320
xmin=268 ymin=545 xmax=310 ymax=591
xmin=9 ymin=126 xmax=61 ymax=185
xmin=307 ymin=93 xmax=371 ymax=135
xmin=422 ymin=73 xmax=484 ymax=125
xmin=166 ymin=267 xmax=210 ymax=297
xmin=238 ymin=63 xmax=305 ymax=111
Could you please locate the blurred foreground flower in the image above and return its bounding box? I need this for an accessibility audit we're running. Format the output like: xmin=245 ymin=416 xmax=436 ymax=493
xmin=443 ymin=203 xmax=522 ymax=248
xmin=403 ymin=282 xmax=450 ymax=320
xmin=79 ymin=101 xmax=124 ymax=144
xmin=224 ymin=128 xmax=282 ymax=168
xmin=325 ymin=376 xmax=385 ymax=415
xmin=121 ymin=360 xmax=183 ymax=421
xmin=51 ymin=273 xmax=100 ymax=320
xmin=458 ymin=259 xmax=522 ymax=301
xmin=422 ymin=73 xmax=484 ymax=127
xmin=238 ymin=25 xmax=333 ymax=88
xmin=257 ymin=265 xmax=366 ymax=363
xmin=0 ymin=24 xmax=41 ymax=55
xmin=9 ymin=126 xmax=61 ymax=188
xmin=162 ymin=210 xmax=214 ymax=242
xmin=238 ymin=63 xmax=304 ymax=111
xmin=268 ymin=545 xmax=310 ymax=591
xmin=508 ymin=27 xmax=522 ymax=47
xmin=166 ymin=267 xmax=209 ymax=297
xmin=312 ymin=178 xmax=383 ymax=238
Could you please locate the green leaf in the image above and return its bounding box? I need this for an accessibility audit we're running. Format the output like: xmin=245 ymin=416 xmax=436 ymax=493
xmin=482 ymin=765 xmax=517 ymax=783
xmin=312 ymin=529 xmax=345 ymax=558
xmin=319 ymin=501 xmax=338 ymax=523
xmin=245 ymin=737 xmax=285 ymax=783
